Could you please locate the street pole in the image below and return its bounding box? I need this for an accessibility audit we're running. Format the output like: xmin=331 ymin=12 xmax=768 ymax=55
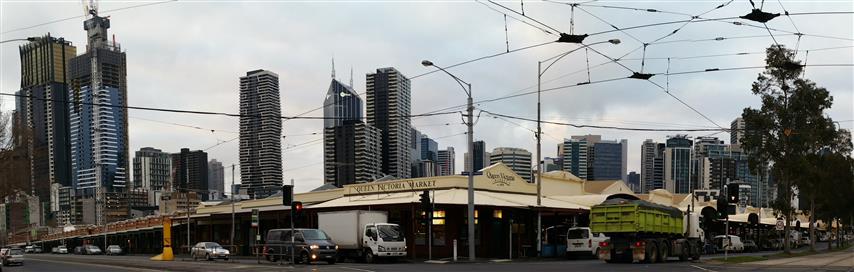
xmin=420 ymin=60 xmax=475 ymax=261
xmin=186 ymin=167 xmax=191 ymax=255
xmin=466 ymin=84 xmax=475 ymax=261
xmin=230 ymin=164 xmax=235 ymax=256
xmin=536 ymin=61 xmax=543 ymax=257
xmin=290 ymin=178 xmax=295 ymax=265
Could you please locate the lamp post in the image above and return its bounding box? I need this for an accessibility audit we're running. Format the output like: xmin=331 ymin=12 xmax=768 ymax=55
xmin=421 ymin=60 xmax=475 ymax=261
xmin=535 ymin=39 xmax=620 ymax=255
xmin=0 ymin=37 xmax=37 ymax=44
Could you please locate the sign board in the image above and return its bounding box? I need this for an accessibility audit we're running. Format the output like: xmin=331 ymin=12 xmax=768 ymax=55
xmin=348 ymin=179 xmax=438 ymax=195
xmin=251 ymin=209 xmax=259 ymax=228
xmin=776 ymin=218 xmax=784 ymax=231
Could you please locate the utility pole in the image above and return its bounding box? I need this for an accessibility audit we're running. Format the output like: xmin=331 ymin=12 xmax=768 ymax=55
xmin=186 ymin=166 xmax=190 ymax=255
xmin=230 ymin=164 xmax=235 ymax=255
xmin=536 ymin=61 xmax=543 ymax=257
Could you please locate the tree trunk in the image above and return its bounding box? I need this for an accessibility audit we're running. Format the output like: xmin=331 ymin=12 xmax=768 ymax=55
xmin=809 ymin=197 xmax=815 ymax=252
xmin=783 ymin=179 xmax=791 ymax=254
xmin=827 ymin=217 xmax=833 ymax=250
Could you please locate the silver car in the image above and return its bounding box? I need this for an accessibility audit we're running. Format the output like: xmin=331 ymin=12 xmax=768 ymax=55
xmin=1 ymin=248 xmax=24 ymax=266
xmin=106 ymin=245 xmax=123 ymax=255
xmin=191 ymin=242 xmax=230 ymax=261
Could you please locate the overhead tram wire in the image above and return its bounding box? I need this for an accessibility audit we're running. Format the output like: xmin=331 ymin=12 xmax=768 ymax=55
xmin=130 ymin=116 xmax=238 ymax=134
xmin=409 ymin=40 xmax=556 ymax=80
xmin=1 ymin=0 xmax=178 ymax=34
xmin=480 ymin=110 xmax=727 ymax=132
xmin=0 ymin=92 xmax=459 ymax=121
xmin=475 ymin=0 xmax=556 ymax=35
xmin=645 ymin=80 xmax=723 ymax=129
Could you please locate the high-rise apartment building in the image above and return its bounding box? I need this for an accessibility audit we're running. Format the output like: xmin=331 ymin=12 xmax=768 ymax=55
xmin=561 ymin=138 xmax=588 ymax=180
xmin=239 ymin=70 xmax=283 ymax=198
xmin=366 ymin=67 xmax=412 ymax=179
xmin=171 ymin=148 xmax=209 ymax=200
xmin=464 ymin=140 xmax=490 ymax=173
xmin=16 ymin=35 xmax=76 ymax=208
xmin=490 ymin=147 xmax=533 ymax=183
xmin=208 ymin=159 xmax=225 ymax=200
xmin=627 ymin=171 xmax=641 ymax=193
xmin=324 ymin=120 xmax=383 ymax=187
xmin=437 ymin=147 xmax=455 ymax=176
xmin=731 ymin=117 xmax=746 ymax=146
xmin=68 ymin=8 xmax=129 ymax=202
xmin=640 ymin=139 xmax=666 ymax=193
xmin=412 ymin=134 xmax=439 ymax=177
xmin=665 ymin=135 xmax=694 ymax=194
xmin=590 ymin=140 xmax=628 ymax=181
xmin=132 ymin=147 xmax=171 ymax=191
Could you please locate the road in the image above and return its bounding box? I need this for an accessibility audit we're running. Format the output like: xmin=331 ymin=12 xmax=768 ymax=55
xmin=7 ymin=246 xmax=851 ymax=272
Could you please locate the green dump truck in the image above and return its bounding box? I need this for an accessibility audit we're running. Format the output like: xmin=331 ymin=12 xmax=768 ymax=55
xmin=590 ymin=197 xmax=703 ymax=263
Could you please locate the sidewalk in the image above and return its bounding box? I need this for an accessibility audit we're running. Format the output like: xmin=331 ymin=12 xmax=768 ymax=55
xmin=744 ymin=246 xmax=854 ymax=268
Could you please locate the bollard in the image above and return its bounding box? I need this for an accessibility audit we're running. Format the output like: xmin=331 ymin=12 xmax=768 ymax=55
xmin=453 ymin=239 xmax=458 ymax=262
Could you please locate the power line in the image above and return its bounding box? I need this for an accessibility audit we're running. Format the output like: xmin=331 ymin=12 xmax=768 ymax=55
xmin=130 ymin=116 xmax=238 ymax=134
xmin=0 ymin=92 xmax=459 ymax=120
xmin=475 ymin=0 xmax=556 ymax=35
xmin=409 ymin=40 xmax=555 ymax=80
xmin=481 ymin=110 xmax=727 ymax=132
xmin=1 ymin=0 xmax=178 ymax=34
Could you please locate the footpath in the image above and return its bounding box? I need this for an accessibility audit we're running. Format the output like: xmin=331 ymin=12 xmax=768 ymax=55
xmin=744 ymin=246 xmax=854 ymax=268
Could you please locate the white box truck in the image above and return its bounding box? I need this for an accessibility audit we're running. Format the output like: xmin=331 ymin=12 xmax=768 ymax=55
xmin=318 ymin=210 xmax=407 ymax=263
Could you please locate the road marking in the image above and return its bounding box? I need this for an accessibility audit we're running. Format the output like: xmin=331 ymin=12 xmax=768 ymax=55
xmin=339 ymin=266 xmax=376 ymax=272
xmin=690 ymin=265 xmax=718 ymax=272
xmin=29 ymin=257 xmax=162 ymax=272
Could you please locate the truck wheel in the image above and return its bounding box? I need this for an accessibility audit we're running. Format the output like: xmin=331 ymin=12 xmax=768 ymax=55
xmin=691 ymin=242 xmax=701 ymax=261
xmin=658 ymin=241 xmax=668 ymax=263
xmin=679 ymin=245 xmax=688 ymax=261
xmin=364 ymin=249 xmax=375 ymax=263
xmin=646 ymin=242 xmax=658 ymax=263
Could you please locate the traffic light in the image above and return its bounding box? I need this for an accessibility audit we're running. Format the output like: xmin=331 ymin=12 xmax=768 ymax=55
xmin=291 ymin=201 xmax=303 ymax=218
xmin=282 ymin=185 xmax=293 ymax=206
xmin=419 ymin=190 xmax=431 ymax=221
xmin=716 ymin=195 xmax=728 ymax=220
xmin=727 ymin=184 xmax=740 ymax=203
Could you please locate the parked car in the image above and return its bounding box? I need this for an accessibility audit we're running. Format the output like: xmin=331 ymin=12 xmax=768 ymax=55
xmin=800 ymin=236 xmax=812 ymax=247
xmin=23 ymin=246 xmax=33 ymax=253
xmin=713 ymin=235 xmax=744 ymax=252
xmin=106 ymin=245 xmax=123 ymax=255
xmin=32 ymin=246 xmax=41 ymax=254
xmin=743 ymin=240 xmax=759 ymax=252
xmin=0 ymin=248 xmax=24 ymax=266
xmin=57 ymin=246 xmax=68 ymax=254
xmin=263 ymin=228 xmax=337 ymax=264
xmin=191 ymin=242 xmax=230 ymax=261
xmin=73 ymin=246 xmax=84 ymax=255
xmin=565 ymin=227 xmax=608 ymax=258
xmin=83 ymin=245 xmax=102 ymax=255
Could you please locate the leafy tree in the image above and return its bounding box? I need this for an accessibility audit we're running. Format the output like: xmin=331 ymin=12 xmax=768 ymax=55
xmin=740 ymin=45 xmax=847 ymax=253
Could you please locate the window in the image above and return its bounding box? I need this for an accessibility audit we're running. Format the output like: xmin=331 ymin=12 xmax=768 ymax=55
xmin=493 ymin=210 xmax=503 ymax=219
xmin=568 ymin=229 xmax=589 ymax=239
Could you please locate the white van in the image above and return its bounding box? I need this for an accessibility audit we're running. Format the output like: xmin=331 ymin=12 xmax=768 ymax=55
xmin=566 ymin=227 xmax=608 ymax=258
xmin=713 ymin=235 xmax=744 ymax=252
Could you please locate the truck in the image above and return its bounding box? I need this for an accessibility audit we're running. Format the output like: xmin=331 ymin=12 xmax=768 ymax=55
xmin=317 ymin=210 xmax=406 ymax=263
xmin=591 ymin=197 xmax=704 ymax=263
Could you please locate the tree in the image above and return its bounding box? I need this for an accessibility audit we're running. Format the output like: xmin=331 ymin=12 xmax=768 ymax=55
xmin=740 ymin=45 xmax=846 ymax=253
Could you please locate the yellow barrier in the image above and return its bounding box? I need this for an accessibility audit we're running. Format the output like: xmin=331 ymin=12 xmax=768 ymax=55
xmin=150 ymin=217 xmax=174 ymax=261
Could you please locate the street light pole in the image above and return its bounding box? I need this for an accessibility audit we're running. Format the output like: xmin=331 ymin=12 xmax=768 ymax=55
xmin=535 ymin=39 xmax=620 ymax=256
xmin=230 ymin=164 xmax=235 ymax=255
xmin=421 ymin=60 xmax=475 ymax=261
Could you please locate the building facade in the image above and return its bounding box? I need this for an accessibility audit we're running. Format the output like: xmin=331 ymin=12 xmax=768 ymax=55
xmin=640 ymin=139 xmax=666 ymax=193
xmin=324 ymin=120 xmax=383 ymax=187
xmin=366 ymin=67 xmax=412 ymax=179
xmin=664 ymin=135 xmax=693 ymax=194
xmin=490 ymin=147 xmax=532 ymax=182
xmin=67 ymin=9 xmax=129 ymax=226
xmin=561 ymin=138 xmax=588 ymax=180
xmin=132 ymin=147 xmax=171 ymax=191
xmin=239 ymin=70 xmax=283 ymax=198
xmin=730 ymin=117 xmax=745 ymax=146
xmin=464 ymin=140 xmax=490 ymax=173
xmin=171 ymin=148 xmax=209 ymax=200
xmin=436 ymin=147 xmax=455 ymax=176
xmin=208 ymin=159 xmax=225 ymax=200
xmin=590 ymin=140 xmax=627 ymax=181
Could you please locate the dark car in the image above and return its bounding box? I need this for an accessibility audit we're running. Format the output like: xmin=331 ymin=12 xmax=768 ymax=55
xmin=263 ymin=228 xmax=338 ymax=264
xmin=743 ymin=240 xmax=759 ymax=252
xmin=73 ymin=246 xmax=84 ymax=255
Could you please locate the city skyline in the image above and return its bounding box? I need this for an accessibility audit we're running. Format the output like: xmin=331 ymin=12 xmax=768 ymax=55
xmin=1 ymin=1 xmax=851 ymax=193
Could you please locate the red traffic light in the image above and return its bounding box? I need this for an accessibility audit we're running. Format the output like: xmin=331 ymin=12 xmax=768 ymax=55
xmin=292 ymin=201 xmax=303 ymax=212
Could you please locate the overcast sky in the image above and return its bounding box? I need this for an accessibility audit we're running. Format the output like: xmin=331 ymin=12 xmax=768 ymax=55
xmin=1 ymin=0 xmax=852 ymax=193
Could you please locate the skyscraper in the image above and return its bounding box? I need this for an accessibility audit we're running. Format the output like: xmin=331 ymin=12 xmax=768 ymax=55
xmin=16 ymin=34 xmax=76 ymax=208
xmin=366 ymin=67 xmax=412 ymax=179
xmin=464 ymin=140 xmax=489 ymax=173
xmin=665 ymin=135 xmax=693 ymax=194
xmin=561 ymin=138 xmax=588 ymax=180
xmin=68 ymin=8 xmax=129 ymax=201
xmin=590 ymin=140 xmax=628 ymax=181
xmin=172 ymin=148 xmax=209 ymax=200
xmin=437 ymin=147 xmax=455 ymax=176
xmin=731 ymin=117 xmax=746 ymax=146
xmin=132 ymin=147 xmax=171 ymax=191
xmin=627 ymin=171 xmax=641 ymax=193
xmin=239 ymin=70 xmax=283 ymax=198
xmin=640 ymin=139 xmax=666 ymax=193
xmin=490 ymin=147 xmax=533 ymax=182
xmin=412 ymin=134 xmax=439 ymax=177
xmin=324 ymin=120 xmax=383 ymax=187
xmin=322 ymin=77 xmax=383 ymax=187
xmin=208 ymin=159 xmax=225 ymax=200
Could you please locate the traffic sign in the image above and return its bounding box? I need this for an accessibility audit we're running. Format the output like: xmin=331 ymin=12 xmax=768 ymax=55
xmin=775 ymin=218 xmax=784 ymax=231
